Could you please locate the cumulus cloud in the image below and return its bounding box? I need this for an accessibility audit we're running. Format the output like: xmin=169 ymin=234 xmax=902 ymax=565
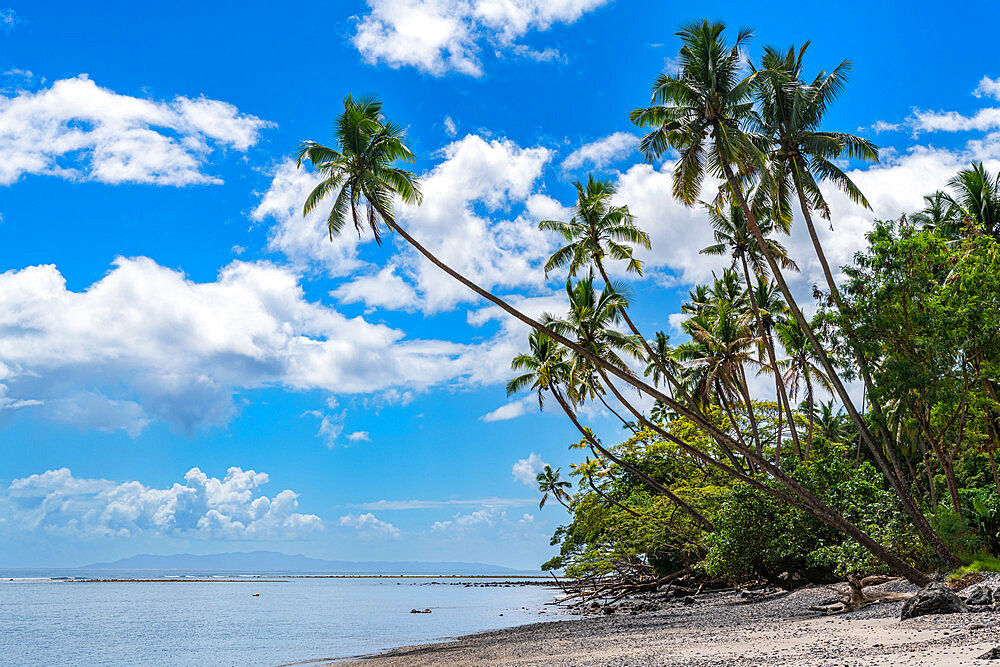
xmin=346 ymin=430 xmax=371 ymax=443
xmin=481 ymin=395 xmax=535 ymax=422
xmin=973 ymin=76 xmax=1000 ymax=100
xmin=511 ymin=452 xmax=545 ymax=485
xmin=338 ymin=512 xmax=400 ymax=539
xmin=561 ymin=132 xmax=639 ymax=172
xmin=352 ymin=0 xmax=609 ymax=76
xmin=0 ymin=257 xmax=513 ymax=436
xmin=0 ymin=75 xmax=271 ymax=186
xmin=0 ymin=467 xmax=321 ymax=538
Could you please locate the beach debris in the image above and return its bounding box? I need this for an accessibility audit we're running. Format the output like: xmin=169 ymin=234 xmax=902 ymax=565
xmin=252 ymin=593 xmax=260 ymax=597
xmin=409 ymin=608 xmax=432 ymax=613
xmin=978 ymin=646 xmax=1000 ymax=660
xmin=901 ymin=582 xmax=969 ymax=620
xmin=808 ymin=575 xmax=913 ymax=615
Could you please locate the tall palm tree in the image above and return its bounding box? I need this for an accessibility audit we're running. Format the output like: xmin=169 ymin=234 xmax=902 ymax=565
xmin=775 ymin=319 xmax=832 ymax=457
xmin=943 ymin=162 xmax=1000 ymax=236
xmin=911 ymin=191 xmax=961 ymax=240
xmin=536 ymin=465 xmax=572 ymax=509
xmin=632 ymin=25 xmax=959 ymax=569
xmin=754 ymin=46 xmax=960 ymax=567
xmin=540 ymin=176 xmax=650 ymax=278
xmin=506 ymin=331 xmax=573 ymax=410
xmin=701 ymin=201 xmax=802 ymax=460
xmin=539 ymin=177 xmax=691 ymax=398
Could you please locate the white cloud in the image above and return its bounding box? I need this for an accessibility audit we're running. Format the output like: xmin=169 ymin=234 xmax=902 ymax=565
xmin=0 ymin=257 xmax=511 ymax=436
xmin=351 ymin=0 xmax=609 ymax=76
xmin=331 ymin=265 xmax=419 ymax=312
xmin=443 ymin=115 xmax=458 ymax=137
xmin=347 ymin=496 xmax=535 ymax=511
xmin=561 ymin=132 xmax=639 ymax=172
xmin=0 ymin=467 xmax=321 ymax=538
xmin=346 ymin=430 xmax=371 ymax=443
xmin=338 ymin=512 xmax=401 ymax=539
xmin=511 ymin=452 xmax=545 ymax=485
xmin=910 ymin=107 xmax=1000 ymax=134
xmin=974 ymin=76 xmax=1000 ymax=100
xmin=481 ymin=395 xmax=534 ymax=422
xmin=0 ymin=76 xmax=271 ymax=186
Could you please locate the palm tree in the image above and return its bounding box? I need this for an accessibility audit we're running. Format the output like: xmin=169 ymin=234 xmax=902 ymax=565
xmin=943 ymin=162 xmax=1000 ymax=236
xmin=297 ymin=96 xmax=686 ymax=437
xmin=540 ymin=176 xmax=650 ymax=278
xmin=537 ymin=465 xmax=572 ymax=509
xmin=754 ymin=46 xmax=960 ymax=567
xmin=539 ymin=177 xmax=692 ymax=399
xmin=775 ymin=319 xmax=832 ymax=457
xmin=507 ymin=331 xmax=573 ymax=410
xmin=631 ymin=24 xmax=958 ymax=569
xmin=911 ymin=191 xmax=961 ymax=239
xmin=701 ymin=201 xmax=802 ymax=460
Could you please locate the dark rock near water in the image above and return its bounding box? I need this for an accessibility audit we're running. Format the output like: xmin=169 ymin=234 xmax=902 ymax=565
xmin=682 ymin=596 xmax=695 ymax=605
xmin=901 ymin=583 xmax=969 ymax=620
xmin=966 ymin=585 xmax=996 ymax=606
xmin=409 ymin=608 xmax=432 ymax=614
xmin=978 ymin=646 xmax=1000 ymax=660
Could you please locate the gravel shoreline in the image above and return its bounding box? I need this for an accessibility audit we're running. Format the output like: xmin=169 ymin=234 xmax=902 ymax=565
xmin=324 ymin=581 xmax=999 ymax=666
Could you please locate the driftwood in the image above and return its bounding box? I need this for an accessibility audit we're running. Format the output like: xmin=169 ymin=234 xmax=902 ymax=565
xmin=808 ymin=575 xmax=914 ymax=615
xmin=554 ymin=567 xmax=693 ymax=608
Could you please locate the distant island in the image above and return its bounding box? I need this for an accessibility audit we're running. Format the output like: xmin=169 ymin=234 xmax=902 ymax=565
xmin=82 ymin=550 xmax=527 ymax=575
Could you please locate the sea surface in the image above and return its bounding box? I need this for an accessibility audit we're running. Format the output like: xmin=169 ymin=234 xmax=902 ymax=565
xmin=0 ymin=570 xmax=562 ymax=666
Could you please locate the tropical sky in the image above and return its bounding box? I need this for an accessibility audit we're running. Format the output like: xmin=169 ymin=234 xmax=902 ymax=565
xmin=2 ymin=0 xmax=999 ymax=569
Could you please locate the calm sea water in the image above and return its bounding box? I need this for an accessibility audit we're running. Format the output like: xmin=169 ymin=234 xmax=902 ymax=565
xmin=0 ymin=571 xmax=562 ymax=666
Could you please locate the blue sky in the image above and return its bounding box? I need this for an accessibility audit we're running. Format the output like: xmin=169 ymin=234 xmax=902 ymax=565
xmin=1 ymin=0 xmax=1000 ymax=569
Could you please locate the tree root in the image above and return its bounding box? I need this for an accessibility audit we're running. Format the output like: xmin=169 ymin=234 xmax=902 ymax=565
xmin=808 ymin=575 xmax=914 ymax=615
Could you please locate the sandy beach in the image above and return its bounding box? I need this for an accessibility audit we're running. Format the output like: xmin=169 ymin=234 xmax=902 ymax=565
xmin=332 ymin=583 xmax=999 ymax=666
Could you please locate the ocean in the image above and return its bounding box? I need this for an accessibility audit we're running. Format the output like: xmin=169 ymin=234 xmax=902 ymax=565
xmin=0 ymin=571 xmax=562 ymax=666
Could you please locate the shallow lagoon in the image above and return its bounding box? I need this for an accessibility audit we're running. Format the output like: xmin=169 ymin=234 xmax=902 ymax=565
xmin=0 ymin=572 xmax=560 ymax=666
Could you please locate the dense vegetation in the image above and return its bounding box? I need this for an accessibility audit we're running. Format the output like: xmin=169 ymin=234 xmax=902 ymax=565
xmin=297 ymin=20 xmax=1000 ymax=587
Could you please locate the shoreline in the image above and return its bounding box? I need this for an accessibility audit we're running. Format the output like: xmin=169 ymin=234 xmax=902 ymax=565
xmin=320 ymin=582 xmax=998 ymax=666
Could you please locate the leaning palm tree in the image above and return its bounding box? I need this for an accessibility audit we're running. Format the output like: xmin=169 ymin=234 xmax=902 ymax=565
xmin=507 ymin=331 xmax=573 ymax=410
xmin=537 ymin=465 xmax=572 ymax=509
xmin=539 ymin=177 xmax=691 ymax=399
xmin=540 ymin=176 xmax=649 ymax=278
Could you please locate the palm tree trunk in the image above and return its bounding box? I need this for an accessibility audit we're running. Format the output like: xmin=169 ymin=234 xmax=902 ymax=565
xmin=990 ymin=449 xmax=1000 ymax=497
xmin=804 ymin=371 xmax=815 ymax=460
xmin=737 ymin=253 xmax=803 ymax=461
xmin=720 ymin=161 xmax=963 ymax=570
xmin=920 ymin=437 xmax=939 ymax=507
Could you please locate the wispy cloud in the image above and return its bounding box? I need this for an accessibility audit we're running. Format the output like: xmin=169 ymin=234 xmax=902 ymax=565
xmin=346 ymin=497 xmax=536 ymax=511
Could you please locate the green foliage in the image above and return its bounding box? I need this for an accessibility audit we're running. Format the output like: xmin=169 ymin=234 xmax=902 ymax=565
xmin=705 ymin=440 xmax=925 ymax=583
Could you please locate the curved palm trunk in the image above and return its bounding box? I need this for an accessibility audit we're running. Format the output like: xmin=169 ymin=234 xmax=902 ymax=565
xmin=720 ymin=161 xmax=963 ymax=569
xmin=738 ymin=253 xmax=803 ymax=461
xmin=734 ymin=364 xmax=764 ymax=457
xmin=375 ymin=205 xmax=931 ymax=584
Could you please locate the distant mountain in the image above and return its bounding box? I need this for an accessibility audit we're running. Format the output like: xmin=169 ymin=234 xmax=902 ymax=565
xmin=82 ymin=550 xmax=526 ymax=574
